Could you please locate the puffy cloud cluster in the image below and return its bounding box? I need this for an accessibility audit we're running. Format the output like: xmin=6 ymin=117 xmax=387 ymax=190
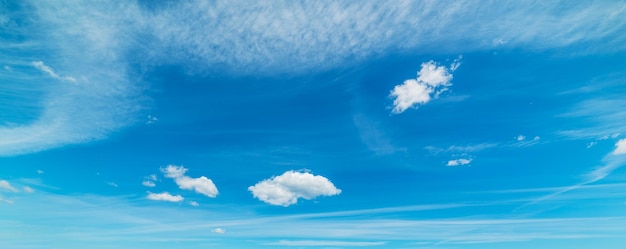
xmin=162 ymin=165 xmax=218 ymax=198
xmin=390 ymin=60 xmax=457 ymax=113
xmin=249 ymin=170 xmax=341 ymax=207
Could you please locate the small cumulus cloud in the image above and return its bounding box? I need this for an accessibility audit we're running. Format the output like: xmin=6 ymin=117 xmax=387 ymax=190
xmin=249 ymin=170 xmax=341 ymax=207
xmin=189 ymin=201 xmax=199 ymax=207
xmin=212 ymin=228 xmax=226 ymax=234
xmin=613 ymin=138 xmax=626 ymax=155
xmin=390 ymin=59 xmax=459 ymax=114
xmin=146 ymin=191 xmax=184 ymax=202
xmin=162 ymin=165 xmax=218 ymax=198
xmin=447 ymin=158 xmax=472 ymax=166
xmin=142 ymin=174 xmax=158 ymax=187
xmin=516 ymin=135 xmax=526 ymax=141
xmin=533 ymin=136 xmax=540 ymax=141
xmin=0 ymin=180 xmax=18 ymax=192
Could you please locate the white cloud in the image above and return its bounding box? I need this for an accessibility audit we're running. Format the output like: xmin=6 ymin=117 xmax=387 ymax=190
xmin=162 ymin=165 xmax=218 ymax=198
xmin=613 ymin=138 xmax=626 ymax=155
xmin=146 ymin=192 xmax=184 ymax=202
xmin=106 ymin=182 xmax=118 ymax=188
xmin=142 ymin=180 xmax=156 ymax=187
xmin=212 ymin=228 xmax=226 ymax=234
xmin=3 ymin=1 xmax=623 ymax=157
xmin=23 ymin=186 xmax=34 ymax=193
xmin=0 ymin=180 xmax=18 ymax=192
xmin=37 ymin=169 xmax=44 ymax=174
xmin=447 ymin=158 xmax=472 ymax=166
xmin=533 ymin=136 xmax=541 ymax=141
xmin=189 ymin=201 xmax=199 ymax=207
xmin=142 ymin=174 xmax=158 ymax=187
xmin=248 ymin=170 xmax=341 ymax=207
xmin=587 ymin=142 xmax=597 ymax=148
xmin=516 ymin=135 xmax=526 ymax=141
xmin=390 ymin=60 xmax=456 ymax=113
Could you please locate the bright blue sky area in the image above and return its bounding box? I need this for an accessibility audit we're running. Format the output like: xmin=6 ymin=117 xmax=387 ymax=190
xmin=2 ymin=1 xmax=626 ymax=248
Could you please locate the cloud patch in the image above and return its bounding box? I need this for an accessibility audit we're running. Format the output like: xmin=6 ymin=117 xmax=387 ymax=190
xmin=613 ymin=138 xmax=626 ymax=155
xmin=0 ymin=180 xmax=18 ymax=192
xmin=390 ymin=60 xmax=457 ymax=113
xmin=212 ymin=228 xmax=226 ymax=234
xmin=447 ymin=158 xmax=472 ymax=167
xmin=249 ymin=170 xmax=341 ymax=207
xmin=146 ymin=192 xmax=184 ymax=202
xmin=32 ymin=61 xmax=76 ymax=82
xmin=162 ymin=165 xmax=218 ymax=198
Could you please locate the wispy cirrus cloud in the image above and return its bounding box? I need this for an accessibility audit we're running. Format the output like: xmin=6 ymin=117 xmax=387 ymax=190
xmin=265 ymin=240 xmax=386 ymax=247
xmin=2 ymin=1 xmax=624 ymax=156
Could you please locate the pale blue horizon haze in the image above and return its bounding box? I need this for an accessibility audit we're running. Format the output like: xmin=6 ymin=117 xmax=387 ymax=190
xmin=2 ymin=1 xmax=626 ymax=248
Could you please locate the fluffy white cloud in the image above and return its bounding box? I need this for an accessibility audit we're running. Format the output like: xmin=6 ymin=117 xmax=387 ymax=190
xmin=0 ymin=180 xmax=18 ymax=192
xmin=212 ymin=228 xmax=226 ymax=234
xmin=613 ymin=138 xmax=626 ymax=155
xmin=146 ymin=192 xmax=184 ymax=202
xmin=447 ymin=158 xmax=472 ymax=166
xmin=390 ymin=61 xmax=456 ymax=113
xmin=189 ymin=201 xmax=199 ymax=207
xmin=516 ymin=135 xmax=526 ymax=141
xmin=162 ymin=165 xmax=218 ymax=198
xmin=249 ymin=170 xmax=341 ymax=207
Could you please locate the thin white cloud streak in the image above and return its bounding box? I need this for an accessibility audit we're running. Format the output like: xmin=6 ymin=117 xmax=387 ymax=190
xmin=3 ymin=190 xmax=626 ymax=248
xmin=265 ymin=240 xmax=386 ymax=247
xmin=559 ymin=98 xmax=626 ymax=139
xmin=31 ymin=61 xmax=76 ymax=82
xmin=249 ymin=170 xmax=341 ymax=207
xmin=523 ymin=139 xmax=626 ymax=208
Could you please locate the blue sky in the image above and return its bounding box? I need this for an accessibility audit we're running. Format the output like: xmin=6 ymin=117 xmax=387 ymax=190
xmin=2 ymin=1 xmax=626 ymax=248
